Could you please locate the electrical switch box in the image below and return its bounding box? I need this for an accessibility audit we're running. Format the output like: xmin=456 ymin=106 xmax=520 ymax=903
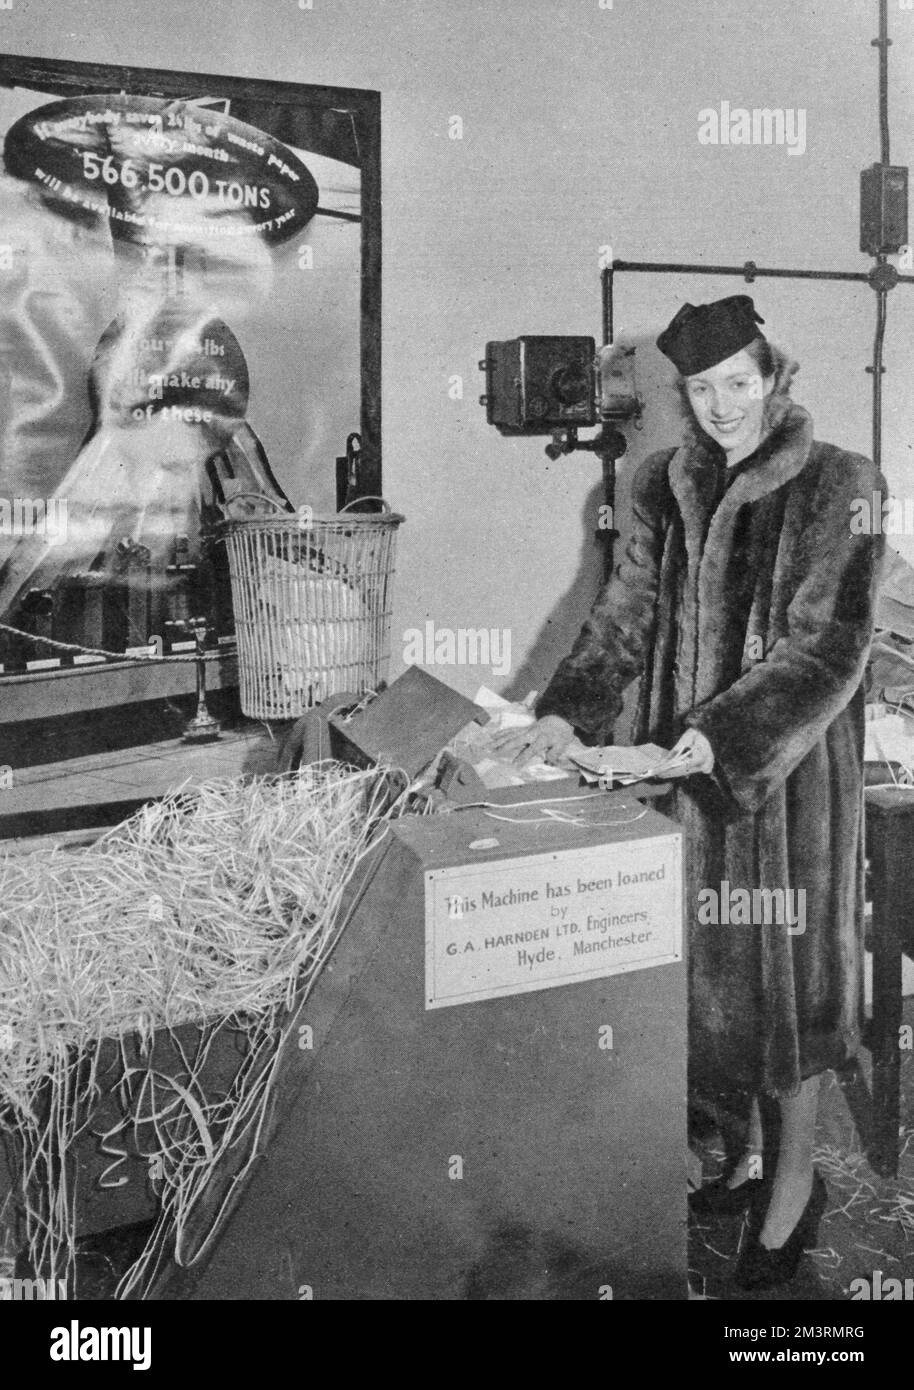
xmin=860 ymin=164 xmax=909 ymax=256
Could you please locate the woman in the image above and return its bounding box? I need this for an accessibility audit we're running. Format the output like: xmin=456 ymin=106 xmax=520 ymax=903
xmin=498 ymin=295 xmax=886 ymax=1290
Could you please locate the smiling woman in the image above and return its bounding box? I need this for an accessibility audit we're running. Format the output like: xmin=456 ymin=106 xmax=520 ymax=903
xmin=677 ymin=331 xmax=794 ymax=471
xmin=504 ymin=293 xmax=888 ymax=1292
xmin=682 ymin=349 xmax=771 ymax=463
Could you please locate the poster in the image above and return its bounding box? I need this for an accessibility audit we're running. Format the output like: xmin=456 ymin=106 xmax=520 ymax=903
xmin=0 ymin=76 xmax=364 ymax=664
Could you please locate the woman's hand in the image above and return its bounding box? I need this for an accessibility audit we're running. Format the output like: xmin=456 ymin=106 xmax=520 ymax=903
xmin=653 ymin=729 xmax=714 ymax=778
xmin=492 ymin=715 xmax=576 ymax=767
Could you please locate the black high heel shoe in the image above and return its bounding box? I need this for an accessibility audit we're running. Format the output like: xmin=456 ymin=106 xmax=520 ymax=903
xmin=689 ymin=1172 xmax=770 ymax=1218
xmin=735 ymin=1172 xmax=828 ymax=1291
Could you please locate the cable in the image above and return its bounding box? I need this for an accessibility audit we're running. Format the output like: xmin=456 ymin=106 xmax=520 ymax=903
xmin=483 ymin=805 xmax=649 ymax=828
xmin=878 ymin=0 xmax=890 ymax=165
xmin=0 ymin=622 xmax=225 ymax=663
xmin=444 ymin=789 xmax=622 ymax=812
xmin=315 ymin=206 xmax=361 ymax=223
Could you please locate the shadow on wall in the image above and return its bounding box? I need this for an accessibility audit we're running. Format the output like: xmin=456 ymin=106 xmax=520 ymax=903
xmin=502 ymin=335 xmax=687 ymax=722
xmin=501 ymin=471 xmax=605 ymax=708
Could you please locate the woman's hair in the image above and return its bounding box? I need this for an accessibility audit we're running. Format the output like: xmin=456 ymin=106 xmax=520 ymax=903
xmin=742 ymin=336 xmax=798 ymax=392
xmin=674 ymin=336 xmax=800 ymax=444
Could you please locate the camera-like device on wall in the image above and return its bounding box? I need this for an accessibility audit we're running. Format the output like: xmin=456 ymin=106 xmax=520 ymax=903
xmin=479 ymin=336 xmax=597 ymax=433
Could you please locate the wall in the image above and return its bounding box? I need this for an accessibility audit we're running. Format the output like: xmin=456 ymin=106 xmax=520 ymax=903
xmin=3 ymin=0 xmax=913 ymax=701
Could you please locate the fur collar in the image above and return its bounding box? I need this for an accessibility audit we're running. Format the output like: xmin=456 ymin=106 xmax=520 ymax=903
xmin=665 ymin=395 xmax=816 ymax=712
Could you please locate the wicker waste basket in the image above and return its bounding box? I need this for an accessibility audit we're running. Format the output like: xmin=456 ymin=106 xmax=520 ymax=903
xmin=220 ymin=494 xmax=404 ymax=720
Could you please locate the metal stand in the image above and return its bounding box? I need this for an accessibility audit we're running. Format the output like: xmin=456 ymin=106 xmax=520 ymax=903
xmin=182 ymin=620 xmax=221 ymax=743
xmin=545 ymin=423 xmax=630 ymax=581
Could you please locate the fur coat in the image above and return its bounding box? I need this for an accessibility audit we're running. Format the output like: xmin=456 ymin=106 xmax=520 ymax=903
xmin=536 ymin=386 xmax=886 ymax=1098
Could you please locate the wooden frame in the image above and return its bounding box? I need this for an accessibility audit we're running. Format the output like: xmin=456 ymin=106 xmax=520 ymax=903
xmin=0 ymin=54 xmax=381 ymax=724
xmin=0 ymin=52 xmax=381 ymax=486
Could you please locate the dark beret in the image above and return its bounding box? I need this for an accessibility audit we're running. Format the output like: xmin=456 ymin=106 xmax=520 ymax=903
xmin=656 ymin=294 xmax=766 ymax=375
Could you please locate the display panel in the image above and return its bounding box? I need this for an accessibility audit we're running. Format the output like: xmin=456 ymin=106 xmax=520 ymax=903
xmin=0 ymin=56 xmax=379 ymax=675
